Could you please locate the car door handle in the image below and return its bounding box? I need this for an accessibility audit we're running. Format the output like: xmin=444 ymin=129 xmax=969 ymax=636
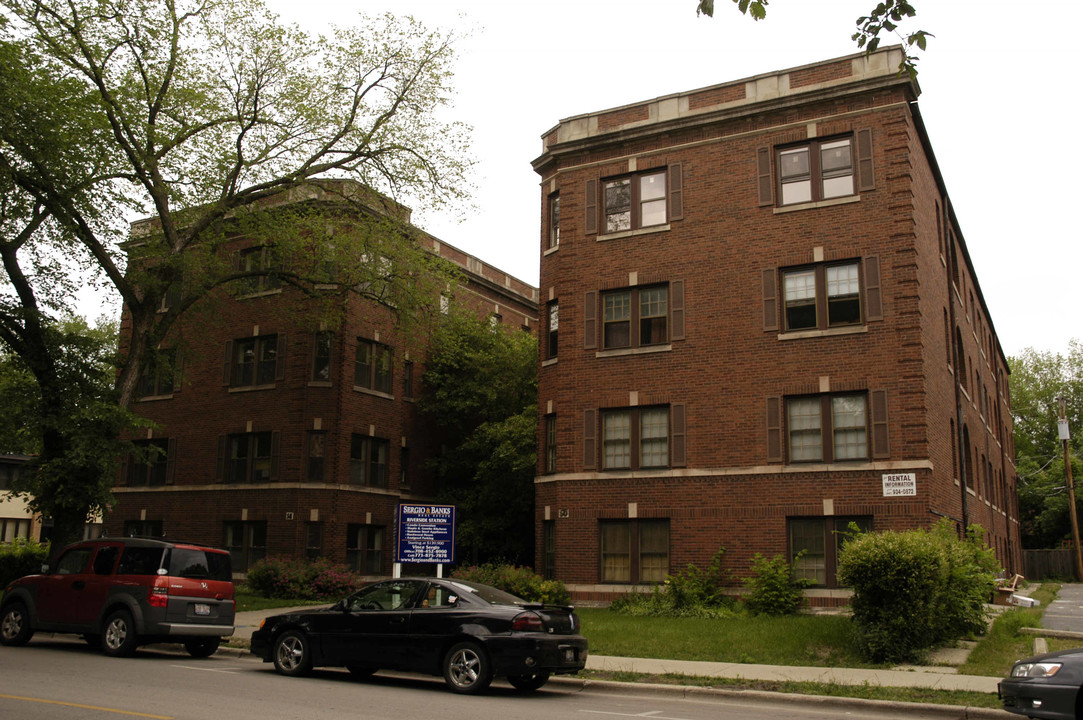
xmin=71 ymin=581 xmax=86 ymax=590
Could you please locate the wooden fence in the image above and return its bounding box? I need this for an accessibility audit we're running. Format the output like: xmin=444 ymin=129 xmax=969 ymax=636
xmin=1023 ymin=549 xmax=1079 ymax=581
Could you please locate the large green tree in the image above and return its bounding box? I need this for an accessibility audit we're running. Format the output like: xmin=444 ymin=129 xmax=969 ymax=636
xmin=1009 ymin=340 xmax=1083 ymax=548
xmin=419 ymin=308 xmax=538 ymax=567
xmin=1 ymin=0 xmax=471 ymax=549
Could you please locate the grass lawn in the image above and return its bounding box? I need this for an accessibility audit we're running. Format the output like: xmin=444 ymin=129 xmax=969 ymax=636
xmin=233 ymin=585 xmax=329 ymax=613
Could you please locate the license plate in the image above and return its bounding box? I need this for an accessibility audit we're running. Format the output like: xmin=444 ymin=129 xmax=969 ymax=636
xmin=194 ymin=603 xmax=211 ymax=616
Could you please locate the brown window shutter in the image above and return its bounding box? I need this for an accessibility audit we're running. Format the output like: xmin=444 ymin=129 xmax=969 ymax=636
xmin=670 ymin=280 xmax=685 ymax=341
xmin=166 ymin=438 xmax=177 ymax=485
xmin=583 ymin=409 xmax=597 ymax=470
xmin=668 ymin=163 xmax=683 ymax=221
xmin=757 ymin=147 xmax=773 ymax=206
xmin=216 ymin=435 xmax=227 ymax=482
xmin=222 ymin=341 xmax=233 ymax=386
xmin=871 ymin=390 xmax=889 ymax=458
xmin=671 ymin=404 xmax=686 ymax=468
xmin=583 ymin=291 xmax=597 ymax=349
xmin=270 ymin=432 xmax=281 ymax=481
xmin=857 ymin=129 xmax=874 ymax=191
xmin=172 ymin=351 xmax=183 ymax=393
xmin=585 ymin=179 xmax=598 ymax=235
xmin=766 ymin=396 xmax=782 ymax=462
xmin=864 ymin=256 xmax=883 ymax=321
xmin=120 ymin=454 xmax=131 ymax=486
xmin=275 ymin=334 xmax=287 ymax=382
xmin=762 ymin=269 xmax=778 ymax=331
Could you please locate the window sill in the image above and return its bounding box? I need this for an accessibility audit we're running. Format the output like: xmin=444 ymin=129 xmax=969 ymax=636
xmin=307 ymin=381 xmax=332 ymax=388
xmin=773 ymin=195 xmax=860 ymax=214
xmin=596 ymin=344 xmax=672 ymax=359
xmin=354 ymin=386 xmax=394 ymax=400
xmin=542 ymin=358 xmax=558 ymax=367
xmin=778 ymin=326 xmax=867 ymax=341
xmin=237 ymin=288 xmax=283 ymax=299
xmin=228 ymin=383 xmax=277 ymax=393
xmin=136 ymin=394 xmax=174 ymax=402
xmin=597 ymin=224 xmax=671 ymax=242
xmin=543 ymin=245 xmax=559 ymax=256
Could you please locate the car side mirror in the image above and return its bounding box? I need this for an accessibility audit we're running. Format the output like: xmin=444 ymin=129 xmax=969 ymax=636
xmin=41 ymin=563 xmax=50 ymax=574
xmin=334 ymin=599 xmax=348 ymax=612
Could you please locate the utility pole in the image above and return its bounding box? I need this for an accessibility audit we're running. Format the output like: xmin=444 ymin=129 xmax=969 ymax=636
xmin=1057 ymin=396 xmax=1083 ymax=581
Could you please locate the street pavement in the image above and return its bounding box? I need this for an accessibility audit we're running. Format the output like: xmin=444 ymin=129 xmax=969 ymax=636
xmin=1041 ymin=582 xmax=1083 ymax=634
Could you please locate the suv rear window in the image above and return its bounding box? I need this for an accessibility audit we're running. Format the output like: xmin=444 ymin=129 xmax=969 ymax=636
xmin=166 ymin=548 xmax=232 ymax=581
xmin=117 ymin=547 xmax=165 ymax=575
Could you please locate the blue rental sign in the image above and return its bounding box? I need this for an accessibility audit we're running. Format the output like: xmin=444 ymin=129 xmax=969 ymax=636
xmin=395 ymin=504 xmax=456 ymax=564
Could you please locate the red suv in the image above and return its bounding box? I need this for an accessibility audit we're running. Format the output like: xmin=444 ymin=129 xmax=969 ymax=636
xmin=0 ymin=537 xmax=235 ymax=657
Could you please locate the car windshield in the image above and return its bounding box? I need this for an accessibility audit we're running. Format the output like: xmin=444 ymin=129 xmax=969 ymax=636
xmin=165 ymin=548 xmax=233 ymax=581
xmin=445 ymin=580 xmax=526 ymax=606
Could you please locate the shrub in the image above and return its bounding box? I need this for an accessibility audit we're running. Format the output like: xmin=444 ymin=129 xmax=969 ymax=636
xmin=450 ymin=564 xmax=570 ymax=605
xmin=837 ymin=519 xmax=998 ymax=664
xmin=609 ymin=586 xmax=740 ymax=619
xmin=743 ymin=553 xmax=811 ymax=616
xmin=0 ymin=538 xmax=50 ymax=590
xmin=609 ymin=548 xmax=738 ymax=618
xmin=246 ymin=556 xmax=362 ymax=600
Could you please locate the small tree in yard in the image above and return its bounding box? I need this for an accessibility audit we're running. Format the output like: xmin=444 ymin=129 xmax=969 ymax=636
xmin=837 ymin=519 xmax=998 ymax=663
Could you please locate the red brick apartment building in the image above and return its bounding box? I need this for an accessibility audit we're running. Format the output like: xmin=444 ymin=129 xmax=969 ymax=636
xmin=532 ymin=47 xmax=1021 ymax=605
xmin=107 ymin=188 xmax=538 ymax=576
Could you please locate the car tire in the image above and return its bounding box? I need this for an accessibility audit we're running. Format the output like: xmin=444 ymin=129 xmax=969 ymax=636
xmin=0 ymin=602 xmax=34 ymax=646
xmin=273 ymin=630 xmax=313 ymax=677
xmin=346 ymin=665 xmax=377 ymax=679
xmin=507 ymin=671 xmax=551 ymax=692
xmin=101 ymin=609 xmax=139 ymax=657
xmin=183 ymin=637 xmax=221 ymax=658
xmin=443 ymin=641 xmax=492 ymax=694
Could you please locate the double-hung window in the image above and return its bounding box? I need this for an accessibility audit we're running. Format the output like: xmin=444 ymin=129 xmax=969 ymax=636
xmin=602 ymin=406 xmax=670 ymax=470
xmin=138 ymin=348 xmax=177 ymax=398
xmin=599 ymin=519 xmax=669 ymax=583
xmin=223 ymin=521 xmax=266 ymax=572
xmin=548 ymin=193 xmax=560 ymax=249
xmin=782 ymin=261 xmax=863 ymax=331
xmin=545 ymin=414 xmax=557 ymax=474
xmin=350 ymin=435 xmax=389 ymax=487
xmin=230 ymin=335 xmax=279 ymax=388
xmin=238 ymin=246 xmax=280 ymax=294
xmin=355 ymin=338 xmax=392 ymax=394
xmin=789 ymin=516 xmax=872 ymax=587
xmin=778 ymin=137 xmax=855 ymax=205
xmin=311 ymin=331 xmax=333 ymax=383
xmin=602 ymin=285 xmax=668 ymax=349
xmin=546 ymin=301 xmax=559 ymax=359
xmin=125 ymin=439 xmax=171 ymax=486
xmin=346 ymin=524 xmax=385 ymax=575
xmin=224 ymin=432 xmax=274 ymax=483
xmin=785 ymin=394 xmax=868 ymax=463
xmin=604 ymin=170 xmax=667 ymax=233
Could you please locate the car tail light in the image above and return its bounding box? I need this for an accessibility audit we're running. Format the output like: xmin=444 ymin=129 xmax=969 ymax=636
xmin=512 ymin=612 xmax=544 ymax=632
xmin=148 ymin=587 xmax=169 ymax=608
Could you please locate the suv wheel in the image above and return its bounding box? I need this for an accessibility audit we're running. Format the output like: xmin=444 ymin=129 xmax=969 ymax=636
xmin=183 ymin=637 xmax=220 ymax=658
xmin=101 ymin=609 xmax=139 ymax=657
xmin=0 ymin=602 xmax=34 ymax=646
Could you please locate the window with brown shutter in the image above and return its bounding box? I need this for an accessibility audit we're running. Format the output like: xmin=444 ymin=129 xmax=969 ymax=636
xmin=766 ymin=397 xmax=782 ymax=462
xmin=668 ymin=163 xmax=683 ymax=221
xmin=583 ymin=291 xmax=597 ymax=350
xmin=774 ymin=135 xmax=860 ymax=206
xmin=770 ymin=257 xmax=883 ymax=334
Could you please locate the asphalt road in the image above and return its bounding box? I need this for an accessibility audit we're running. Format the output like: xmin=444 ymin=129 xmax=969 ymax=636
xmin=0 ymin=637 xmax=981 ymax=720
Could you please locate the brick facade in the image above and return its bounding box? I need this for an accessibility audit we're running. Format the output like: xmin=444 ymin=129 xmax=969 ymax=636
xmin=532 ymin=48 xmax=1021 ymax=603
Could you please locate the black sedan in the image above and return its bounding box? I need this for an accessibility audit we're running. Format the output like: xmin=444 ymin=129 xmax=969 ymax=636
xmin=250 ymin=577 xmax=588 ymax=694
xmin=1000 ymin=648 xmax=1083 ymax=719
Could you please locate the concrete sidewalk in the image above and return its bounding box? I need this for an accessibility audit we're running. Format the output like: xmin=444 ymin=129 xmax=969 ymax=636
xmin=230 ymin=606 xmax=1001 ymax=693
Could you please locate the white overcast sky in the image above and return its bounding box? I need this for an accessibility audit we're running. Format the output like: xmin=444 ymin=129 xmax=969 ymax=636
xmin=253 ymin=1 xmax=1077 ymax=357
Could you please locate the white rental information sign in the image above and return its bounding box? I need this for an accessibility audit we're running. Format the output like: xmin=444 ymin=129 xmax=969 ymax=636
xmin=882 ymin=472 xmax=917 ymax=497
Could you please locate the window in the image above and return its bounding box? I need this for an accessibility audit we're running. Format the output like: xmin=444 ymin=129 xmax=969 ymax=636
xmin=229 ymin=334 xmax=280 ymax=388
xmin=355 ymin=338 xmax=392 ymax=394
xmin=782 ymin=262 xmax=862 ymax=331
xmin=223 ymin=432 xmax=274 ymax=483
xmin=346 ymin=524 xmax=385 ymax=575
xmin=125 ymin=438 xmax=171 ymax=487
xmin=350 ymin=435 xmax=389 ymax=488
xmin=0 ymin=519 xmax=31 ymax=543
xmin=238 ymin=246 xmax=279 ymax=294
xmin=602 ymin=285 xmax=668 ymax=349
xmin=0 ymin=462 xmax=19 ymax=491
xmin=138 ymin=348 xmax=177 ymax=397
xmin=546 ymin=301 xmax=559 ymax=359
xmin=785 ymin=394 xmax=869 ymax=463
xmin=223 ymin=520 xmax=266 ymax=573
xmin=311 ymin=331 xmax=332 ymax=382
xmin=548 ymin=193 xmax=560 ymax=249
xmin=545 ymin=414 xmax=557 ymax=474
xmin=305 ymin=522 xmax=323 ymax=559
xmin=602 ymin=406 xmax=669 ymax=470
xmin=599 ymin=519 xmax=669 ymax=583
xmin=403 ymin=360 xmax=414 ymax=398
xmin=778 ymin=137 xmax=854 ymax=205
xmin=159 ymin=273 xmax=182 ymax=311
xmin=604 ymin=170 xmax=666 ymax=233
xmin=307 ymin=432 xmax=326 ymax=482
xmin=789 ymin=516 xmax=872 ymax=587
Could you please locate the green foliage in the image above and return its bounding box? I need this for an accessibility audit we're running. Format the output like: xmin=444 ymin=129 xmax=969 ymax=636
xmin=451 ymin=564 xmax=570 ymax=605
xmin=744 ymin=553 xmax=812 ymax=616
xmin=420 ymin=308 xmax=538 ymax=566
xmin=610 ymin=548 xmax=738 ymax=618
xmin=245 ymin=556 xmax=363 ymax=600
xmin=837 ymin=520 xmax=998 ymax=663
xmin=0 ymin=537 xmax=49 ymax=589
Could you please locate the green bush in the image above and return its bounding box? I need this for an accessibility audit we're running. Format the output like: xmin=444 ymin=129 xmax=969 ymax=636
xmin=743 ymin=553 xmax=811 ymax=615
xmin=245 ymin=556 xmax=362 ymax=600
xmin=450 ymin=564 xmax=570 ymax=605
xmin=0 ymin=538 xmax=49 ymax=590
xmin=837 ymin=519 xmax=998 ymax=664
xmin=609 ymin=548 xmax=738 ymax=618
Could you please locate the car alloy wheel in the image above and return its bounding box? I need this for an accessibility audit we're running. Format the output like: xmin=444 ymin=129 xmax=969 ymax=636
xmin=0 ymin=603 xmax=34 ymax=646
xmin=443 ymin=641 xmax=492 ymax=694
xmin=273 ymin=630 xmax=313 ymax=677
xmin=102 ymin=609 xmax=138 ymax=657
